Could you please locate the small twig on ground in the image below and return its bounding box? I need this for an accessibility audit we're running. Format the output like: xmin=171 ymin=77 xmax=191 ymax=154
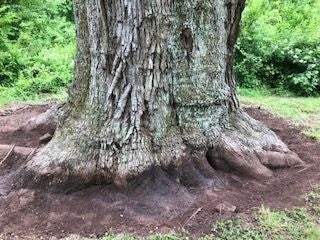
xmin=297 ymin=166 xmax=311 ymax=174
xmin=293 ymin=164 xmax=307 ymax=169
xmin=230 ymin=175 xmax=244 ymax=187
xmin=26 ymin=148 xmax=37 ymax=161
xmin=183 ymin=207 xmax=203 ymax=227
xmin=0 ymin=145 xmax=15 ymax=166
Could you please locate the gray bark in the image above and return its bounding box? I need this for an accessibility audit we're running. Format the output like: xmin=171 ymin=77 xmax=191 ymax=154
xmin=22 ymin=0 xmax=303 ymax=186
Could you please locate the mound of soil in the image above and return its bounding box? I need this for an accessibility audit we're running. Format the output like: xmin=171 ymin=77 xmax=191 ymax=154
xmin=0 ymin=104 xmax=319 ymax=239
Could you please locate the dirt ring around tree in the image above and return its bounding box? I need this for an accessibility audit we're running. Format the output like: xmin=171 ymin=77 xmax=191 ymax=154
xmin=0 ymin=103 xmax=319 ymax=239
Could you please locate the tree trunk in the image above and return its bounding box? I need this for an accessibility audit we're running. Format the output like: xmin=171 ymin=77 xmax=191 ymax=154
xmin=20 ymin=0 xmax=303 ymax=187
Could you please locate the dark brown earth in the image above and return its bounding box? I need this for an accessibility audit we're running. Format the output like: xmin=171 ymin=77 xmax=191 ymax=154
xmin=0 ymin=104 xmax=319 ymax=239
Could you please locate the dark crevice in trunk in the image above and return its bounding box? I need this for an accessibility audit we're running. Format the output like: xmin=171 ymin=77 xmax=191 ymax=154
xmin=225 ymin=0 xmax=246 ymax=111
xmin=206 ymin=148 xmax=231 ymax=173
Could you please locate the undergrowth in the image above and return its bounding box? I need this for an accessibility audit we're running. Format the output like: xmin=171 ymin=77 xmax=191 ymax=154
xmin=236 ymin=0 xmax=320 ymax=96
xmin=0 ymin=0 xmax=74 ymax=104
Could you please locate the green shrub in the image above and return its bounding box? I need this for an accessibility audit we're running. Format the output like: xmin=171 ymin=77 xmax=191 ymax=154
xmin=236 ymin=0 xmax=320 ymax=96
xmin=0 ymin=0 xmax=75 ymax=98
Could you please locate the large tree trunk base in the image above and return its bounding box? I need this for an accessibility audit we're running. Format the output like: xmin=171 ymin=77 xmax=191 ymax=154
xmin=14 ymin=0 xmax=304 ymax=192
xmin=16 ymin=110 xmax=303 ymax=192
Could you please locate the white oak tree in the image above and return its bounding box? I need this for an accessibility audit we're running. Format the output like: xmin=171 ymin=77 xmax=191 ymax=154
xmin=21 ymin=0 xmax=302 ymax=187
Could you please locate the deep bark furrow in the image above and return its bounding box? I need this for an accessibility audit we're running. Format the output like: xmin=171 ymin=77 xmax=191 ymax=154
xmin=225 ymin=0 xmax=245 ymax=110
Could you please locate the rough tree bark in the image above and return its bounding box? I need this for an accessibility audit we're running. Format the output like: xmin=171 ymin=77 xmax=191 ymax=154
xmin=21 ymin=0 xmax=303 ymax=187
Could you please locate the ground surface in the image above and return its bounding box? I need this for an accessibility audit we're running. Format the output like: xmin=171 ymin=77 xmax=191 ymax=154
xmin=0 ymin=104 xmax=319 ymax=239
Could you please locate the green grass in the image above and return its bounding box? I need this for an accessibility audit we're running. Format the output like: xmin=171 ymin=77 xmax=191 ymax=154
xmin=238 ymin=88 xmax=320 ymax=141
xmin=212 ymin=207 xmax=320 ymax=240
xmin=0 ymin=86 xmax=68 ymax=106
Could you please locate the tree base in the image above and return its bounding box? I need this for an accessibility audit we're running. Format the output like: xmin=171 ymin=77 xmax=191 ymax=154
xmin=16 ymin=109 xmax=304 ymax=191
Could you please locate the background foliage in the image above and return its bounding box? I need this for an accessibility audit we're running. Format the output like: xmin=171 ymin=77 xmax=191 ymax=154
xmin=236 ymin=0 xmax=320 ymax=96
xmin=0 ymin=0 xmax=74 ymax=101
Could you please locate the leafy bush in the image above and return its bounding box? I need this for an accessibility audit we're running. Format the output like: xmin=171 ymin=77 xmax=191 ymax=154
xmin=0 ymin=0 xmax=75 ymax=97
xmin=236 ymin=0 xmax=320 ymax=96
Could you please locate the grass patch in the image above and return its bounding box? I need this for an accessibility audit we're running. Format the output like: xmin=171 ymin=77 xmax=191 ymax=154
xmin=213 ymin=207 xmax=320 ymax=240
xmin=305 ymin=185 xmax=320 ymax=217
xmin=0 ymin=86 xmax=68 ymax=106
xmin=238 ymin=88 xmax=320 ymax=141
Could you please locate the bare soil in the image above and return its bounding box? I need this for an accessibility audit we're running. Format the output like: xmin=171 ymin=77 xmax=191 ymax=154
xmin=0 ymin=104 xmax=319 ymax=239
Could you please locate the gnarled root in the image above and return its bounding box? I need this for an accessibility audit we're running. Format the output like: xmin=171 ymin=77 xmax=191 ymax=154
xmin=20 ymin=104 xmax=63 ymax=132
xmin=207 ymin=111 xmax=304 ymax=179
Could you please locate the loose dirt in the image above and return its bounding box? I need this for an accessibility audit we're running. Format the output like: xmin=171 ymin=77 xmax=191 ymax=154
xmin=0 ymin=104 xmax=319 ymax=239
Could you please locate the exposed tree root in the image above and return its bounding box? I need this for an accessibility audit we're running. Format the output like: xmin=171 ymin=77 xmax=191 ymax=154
xmin=15 ymin=110 xmax=303 ymax=191
xmin=20 ymin=104 xmax=62 ymax=132
xmin=207 ymin=111 xmax=303 ymax=179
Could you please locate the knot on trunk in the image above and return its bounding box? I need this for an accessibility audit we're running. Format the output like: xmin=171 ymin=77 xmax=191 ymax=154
xmin=180 ymin=27 xmax=194 ymax=62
